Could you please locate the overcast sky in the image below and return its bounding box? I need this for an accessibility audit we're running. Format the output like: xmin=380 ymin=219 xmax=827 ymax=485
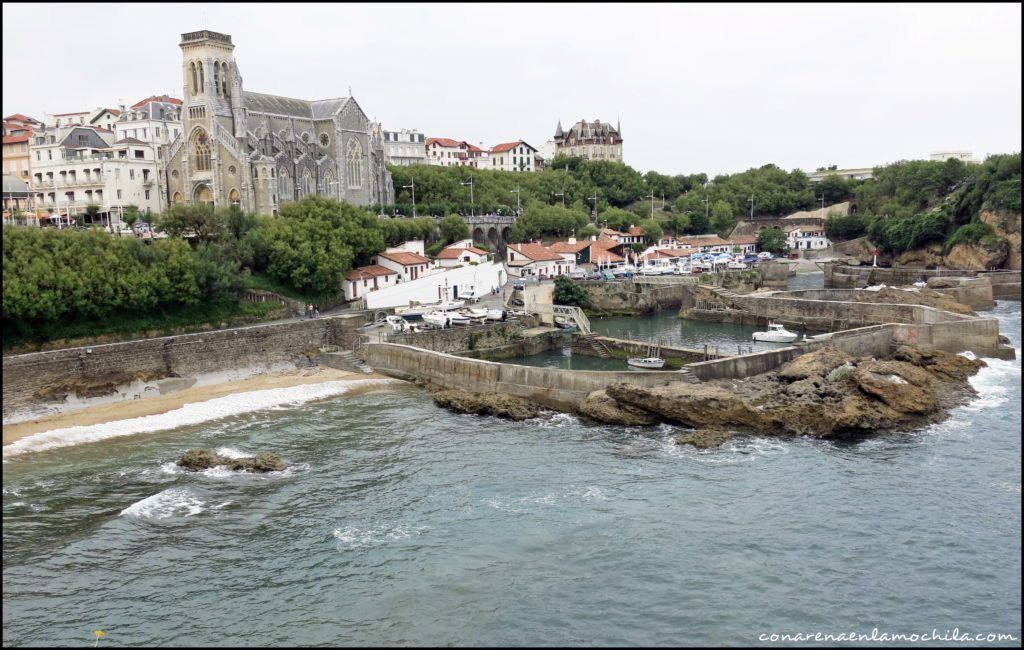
xmin=3 ymin=3 xmax=1020 ymax=176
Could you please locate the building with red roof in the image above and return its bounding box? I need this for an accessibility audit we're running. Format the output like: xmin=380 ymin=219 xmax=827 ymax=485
xmin=488 ymin=140 xmax=537 ymax=172
xmin=505 ymin=242 xmax=576 ymax=277
xmin=343 ymin=264 xmax=399 ymax=301
xmin=435 ymin=244 xmax=489 ymax=268
xmin=425 ymin=137 xmax=487 ymax=167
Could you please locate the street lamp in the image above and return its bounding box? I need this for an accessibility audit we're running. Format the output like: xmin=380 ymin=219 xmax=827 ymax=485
xmin=747 ymin=194 xmax=754 ymax=219
xmin=460 ymin=177 xmax=474 ymax=217
xmin=554 ymin=191 xmax=565 ymax=208
xmin=644 ymin=194 xmax=655 ymax=218
xmin=402 ymin=178 xmax=416 ymax=218
xmin=589 ymin=193 xmax=598 ymax=222
xmin=703 ymin=181 xmax=710 ymax=223
xmin=510 ymin=184 xmax=521 ymax=217
xmin=816 ymin=193 xmax=825 ymax=215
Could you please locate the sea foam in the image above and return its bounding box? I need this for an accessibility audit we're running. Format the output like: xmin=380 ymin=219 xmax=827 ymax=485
xmin=3 ymin=379 xmax=399 ymax=458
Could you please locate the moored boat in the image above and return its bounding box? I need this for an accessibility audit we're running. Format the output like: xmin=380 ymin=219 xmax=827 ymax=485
xmin=752 ymin=322 xmax=799 ymax=342
xmin=626 ymin=356 xmax=666 ymax=369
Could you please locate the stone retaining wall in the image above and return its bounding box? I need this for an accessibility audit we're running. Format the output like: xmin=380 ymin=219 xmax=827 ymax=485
xmin=2 ymin=313 xmax=369 ymax=417
xmin=363 ymin=343 xmax=676 ymax=409
xmin=383 ymin=319 xmax=538 ymax=354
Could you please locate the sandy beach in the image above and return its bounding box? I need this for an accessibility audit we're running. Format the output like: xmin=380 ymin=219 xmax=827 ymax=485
xmin=3 ymin=366 xmax=389 ymax=447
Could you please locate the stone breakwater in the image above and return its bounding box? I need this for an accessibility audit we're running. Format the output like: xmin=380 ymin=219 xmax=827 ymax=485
xmin=575 ymin=345 xmax=985 ymax=448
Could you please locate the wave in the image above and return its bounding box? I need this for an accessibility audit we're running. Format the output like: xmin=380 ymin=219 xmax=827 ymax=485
xmin=332 ymin=524 xmax=425 ymax=548
xmin=119 ymin=487 xmax=230 ymax=519
xmin=3 ymin=379 xmax=399 ymax=458
xmin=158 ymin=460 xmax=310 ymax=479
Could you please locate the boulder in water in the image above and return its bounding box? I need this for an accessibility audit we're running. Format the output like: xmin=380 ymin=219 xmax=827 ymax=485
xmin=177 ymin=448 xmax=286 ymax=473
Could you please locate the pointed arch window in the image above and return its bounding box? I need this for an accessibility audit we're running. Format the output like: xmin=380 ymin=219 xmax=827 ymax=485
xmin=302 ymin=170 xmax=314 ymax=197
xmin=213 ymin=62 xmax=220 ymax=96
xmin=346 ymin=138 xmax=363 ymax=189
xmin=221 ymin=62 xmax=229 ymax=96
xmin=323 ymin=170 xmax=335 ymax=197
xmin=191 ymin=129 xmax=211 ymax=171
xmin=199 ymin=62 xmax=205 ymax=92
xmin=190 ymin=62 xmax=198 ymax=95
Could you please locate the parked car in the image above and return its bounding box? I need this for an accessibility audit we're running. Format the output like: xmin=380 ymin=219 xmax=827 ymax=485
xmin=742 ymin=255 xmax=759 ymax=264
xmin=757 ymin=252 xmax=774 ymax=260
xmin=512 ymin=280 xmax=526 ymax=291
xmin=586 ymin=272 xmax=604 ymax=281
xmin=568 ymin=270 xmax=588 ymax=280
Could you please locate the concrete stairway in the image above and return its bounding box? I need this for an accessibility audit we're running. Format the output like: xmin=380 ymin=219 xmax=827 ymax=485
xmin=322 ymin=350 xmax=375 ymax=374
xmin=575 ymin=332 xmax=611 ymax=358
xmin=677 ymin=367 xmax=701 ymax=384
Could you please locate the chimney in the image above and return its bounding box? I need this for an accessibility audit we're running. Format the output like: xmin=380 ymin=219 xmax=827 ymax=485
xmin=568 ymin=235 xmax=576 ymax=245
xmin=590 ymin=235 xmax=597 ymax=241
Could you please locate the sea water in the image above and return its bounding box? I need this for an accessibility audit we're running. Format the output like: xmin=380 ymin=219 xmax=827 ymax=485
xmin=2 ymin=300 xmax=1020 ymax=646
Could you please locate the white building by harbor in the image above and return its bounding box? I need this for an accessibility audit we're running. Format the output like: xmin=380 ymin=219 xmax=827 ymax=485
xmin=361 ymin=261 xmax=506 ymax=309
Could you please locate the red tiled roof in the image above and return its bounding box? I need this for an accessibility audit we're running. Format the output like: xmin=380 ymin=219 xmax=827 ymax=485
xmin=345 ymin=264 xmax=398 ymax=281
xmin=4 ymin=113 xmax=37 ymax=122
xmin=601 ymin=227 xmax=625 ymax=236
xmin=506 ymin=243 xmax=563 ymax=262
xmin=490 ymin=141 xmax=523 ymax=153
xmin=549 ymin=241 xmax=589 ymax=254
xmin=465 ymin=143 xmax=483 ymax=152
xmin=626 ymin=225 xmax=644 ymax=236
xmin=651 ymin=248 xmax=690 ymax=258
xmin=589 ymin=246 xmax=624 ymax=263
xmin=675 ymin=235 xmax=730 ymax=247
xmin=130 ymin=95 xmax=183 ymax=109
xmin=377 ymin=250 xmax=431 ymax=266
xmin=437 ymin=246 xmax=488 ymax=259
xmin=3 ymin=134 xmax=30 ymax=144
xmin=426 ymin=137 xmax=462 ymax=148
xmin=730 ymin=235 xmax=758 ymax=244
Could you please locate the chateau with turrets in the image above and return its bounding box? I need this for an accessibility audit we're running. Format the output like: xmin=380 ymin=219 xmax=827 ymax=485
xmin=552 ymin=118 xmax=623 ymax=163
xmin=164 ymin=30 xmax=393 ymax=214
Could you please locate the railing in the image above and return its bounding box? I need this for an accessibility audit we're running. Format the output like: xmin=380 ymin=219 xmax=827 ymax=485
xmin=525 ymin=302 xmax=590 ymax=334
xmin=167 ymin=133 xmax=184 ymax=162
xmin=214 ymin=121 xmax=245 ymax=163
xmin=632 ymin=274 xmax=700 ymax=285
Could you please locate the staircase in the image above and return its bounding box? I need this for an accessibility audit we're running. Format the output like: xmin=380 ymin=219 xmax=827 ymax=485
xmin=326 ymin=350 xmax=375 ymax=374
xmin=677 ymin=367 xmax=701 ymax=384
xmin=576 ymin=332 xmax=611 ymax=358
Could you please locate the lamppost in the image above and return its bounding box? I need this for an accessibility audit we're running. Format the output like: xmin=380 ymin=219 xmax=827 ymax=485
xmin=554 ymin=191 xmax=565 ymax=208
xmin=644 ymin=193 xmax=655 ymax=218
xmin=510 ymin=184 xmax=521 ymax=217
xmin=816 ymin=193 xmax=825 ymax=215
xmin=402 ymin=178 xmax=416 ymax=218
xmin=747 ymin=194 xmax=754 ymax=219
xmin=703 ymin=189 xmax=710 ymax=223
xmin=589 ymin=193 xmax=598 ymax=222
xmin=461 ymin=177 xmax=474 ymax=217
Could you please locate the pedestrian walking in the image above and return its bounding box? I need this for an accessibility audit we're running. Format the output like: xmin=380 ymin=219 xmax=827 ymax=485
xmin=307 ymin=303 xmax=314 ymax=319
xmin=314 ymin=305 xmax=320 ymax=318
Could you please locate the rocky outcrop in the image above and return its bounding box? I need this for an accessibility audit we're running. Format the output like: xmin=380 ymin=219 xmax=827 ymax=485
xmin=980 ymin=209 xmax=1021 ymax=271
xmin=944 ymin=242 xmax=1009 ymax=271
xmin=577 ymin=390 xmax=659 ymax=426
xmin=34 ymin=370 xmax=170 ymax=401
xmin=430 ymin=388 xmax=541 ymax=421
xmin=674 ymin=429 xmax=733 ymax=449
xmin=177 ymin=449 xmax=286 ymax=472
xmin=895 ymin=242 xmax=945 ymax=268
xmin=588 ymin=346 xmax=985 ymax=448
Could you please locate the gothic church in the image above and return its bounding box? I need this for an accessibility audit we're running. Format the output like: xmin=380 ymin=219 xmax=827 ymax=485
xmin=165 ymin=30 xmax=393 ymax=214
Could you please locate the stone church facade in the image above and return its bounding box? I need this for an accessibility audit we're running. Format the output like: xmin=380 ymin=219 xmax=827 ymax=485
xmin=165 ymin=30 xmax=393 ymax=215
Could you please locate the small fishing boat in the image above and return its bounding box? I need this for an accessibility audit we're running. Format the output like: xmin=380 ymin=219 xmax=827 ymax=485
xmin=461 ymin=307 xmax=489 ymax=320
xmin=485 ymin=308 xmax=506 ymax=321
xmin=752 ymin=321 xmax=799 ymax=342
xmin=627 ymin=343 xmax=666 ymax=369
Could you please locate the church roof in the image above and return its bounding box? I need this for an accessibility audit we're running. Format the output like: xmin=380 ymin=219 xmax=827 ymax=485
xmin=242 ymin=91 xmax=354 ymax=120
xmin=311 ymin=97 xmax=351 ymax=119
xmin=243 ymin=91 xmax=314 ymax=118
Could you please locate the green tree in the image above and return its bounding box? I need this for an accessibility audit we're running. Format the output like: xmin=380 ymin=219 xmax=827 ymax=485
xmin=598 ymin=207 xmax=635 ymax=232
xmin=439 ymin=214 xmax=469 ymax=243
xmin=709 ymin=200 xmax=735 ymax=236
xmin=757 ymin=228 xmax=789 ymax=255
xmin=156 ymin=203 xmax=227 ymax=242
xmin=816 ymin=174 xmax=851 ymax=205
xmin=638 ymin=218 xmax=663 ymax=243
xmin=121 ymin=204 xmax=141 ymax=232
xmin=552 ymin=275 xmax=589 ymax=308
xmin=577 ymin=224 xmax=600 ymax=239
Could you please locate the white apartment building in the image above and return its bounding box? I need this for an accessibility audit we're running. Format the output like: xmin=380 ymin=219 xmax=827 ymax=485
xmin=505 ymin=242 xmax=576 ymax=277
xmin=32 ymin=125 xmax=163 ymax=224
xmin=382 ymin=128 xmax=426 ymax=166
xmin=46 ymin=107 xmax=121 ymax=131
xmin=488 ymin=141 xmax=537 ymax=172
xmin=115 ymin=95 xmax=183 ymax=158
xmin=425 ymin=137 xmax=486 ymax=167
xmin=786 ymin=225 xmax=831 ymax=250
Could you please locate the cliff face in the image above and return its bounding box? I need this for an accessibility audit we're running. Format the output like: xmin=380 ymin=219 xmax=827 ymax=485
xmin=981 ymin=209 xmax=1021 ymax=270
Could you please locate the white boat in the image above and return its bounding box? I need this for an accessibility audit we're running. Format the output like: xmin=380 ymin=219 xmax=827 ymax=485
xmin=422 ymin=311 xmax=451 ymax=328
xmin=438 ymin=299 xmax=465 ymax=311
xmin=727 ymin=261 xmax=747 ymax=270
xmin=485 ymin=308 xmax=506 ymax=321
xmin=627 ymin=343 xmax=666 ymax=369
xmin=639 ymin=266 xmax=663 ymax=276
xmin=752 ymin=322 xmax=799 ymax=343
xmin=462 ymin=307 xmax=489 ymax=319
xmin=385 ymin=315 xmax=410 ymax=332
xmin=395 ymin=304 xmax=429 ymax=319
xmin=627 ymin=357 xmax=666 ymax=369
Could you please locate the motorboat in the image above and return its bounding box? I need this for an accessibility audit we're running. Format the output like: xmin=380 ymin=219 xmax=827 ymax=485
xmin=447 ymin=311 xmax=473 ymax=325
xmin=462 ymin=307 xmax=489 ymax=319
xmin=395 ymin=304 xmax=429 ymax=319
xmin=438 ymin=299 xmax=465 ymax=311
xmin=485 ymin=308 xmax=506 ymax=321
xmin=727 ymin=260 xmax=747 ymax=270
xmin=639 ymin=266 xmax=663 ymax=276
xmin=385 ymin=315 xmax=411 ymax=332
xmin=626 ymin=356 xmax=666 ymax=369
xmin=422 ymin=311 xmax=451 ymax=328
xmin=627 ymin=343 xmax=666 ymax=369
xmin=752 ymin=322 xmax=799 ymax=343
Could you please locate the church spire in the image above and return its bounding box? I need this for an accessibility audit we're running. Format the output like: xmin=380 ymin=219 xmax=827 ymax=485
xmin=554 ymin=119 xmax=563 ymax=138
xmin=616 ymin=116 xmax=621 ymax=136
